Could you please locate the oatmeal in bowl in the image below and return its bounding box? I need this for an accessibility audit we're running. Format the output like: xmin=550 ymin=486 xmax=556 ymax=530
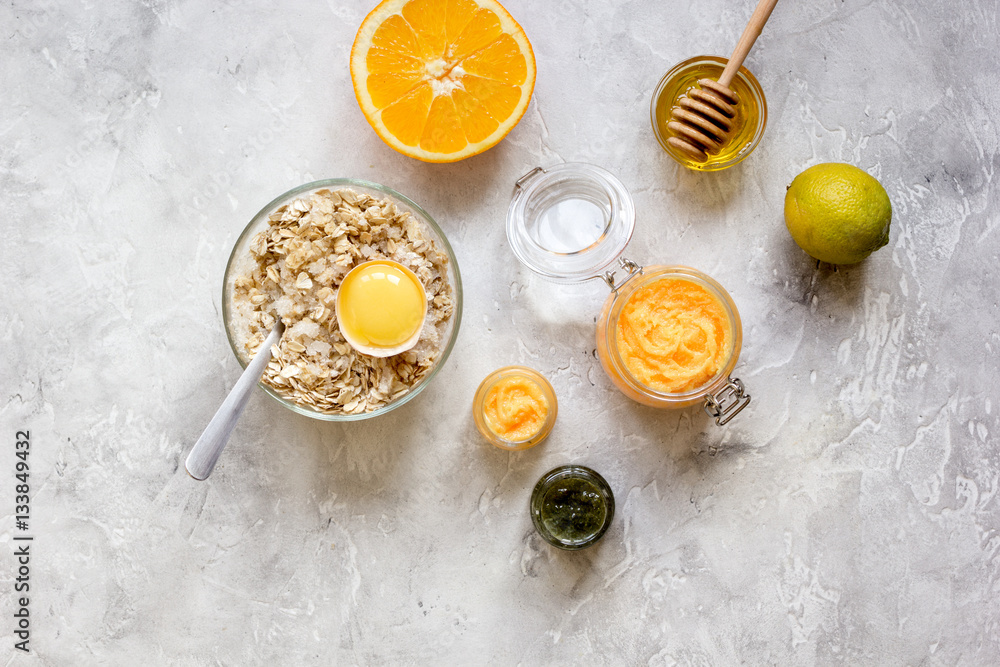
xmin=222 ymin=179 xmax=462 ymax=421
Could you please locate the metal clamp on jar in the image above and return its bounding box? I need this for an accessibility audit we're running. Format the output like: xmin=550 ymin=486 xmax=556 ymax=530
xmin=506 ymin=163 xmax=750 ymax=426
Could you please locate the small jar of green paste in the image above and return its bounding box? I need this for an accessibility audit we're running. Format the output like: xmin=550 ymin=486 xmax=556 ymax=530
xmin=530 ymin=465 xmax=614 ymax=550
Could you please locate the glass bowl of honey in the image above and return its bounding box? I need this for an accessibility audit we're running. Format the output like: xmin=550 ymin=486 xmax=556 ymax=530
xmin=507 ymin=163 xmax=750 ymax=425
xmin=222 ymin=178 xmax=463 ymax=421
xmin=651 ymin=55 xmax=768 ymax=172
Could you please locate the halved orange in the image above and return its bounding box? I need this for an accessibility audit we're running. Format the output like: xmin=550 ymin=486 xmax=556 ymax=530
xmin=350 ymin=0 xmax=536 ymax=163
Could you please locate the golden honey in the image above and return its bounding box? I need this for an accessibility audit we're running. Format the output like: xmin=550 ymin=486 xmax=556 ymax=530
xmin=651 ymin=55 xmax=767 ymax=172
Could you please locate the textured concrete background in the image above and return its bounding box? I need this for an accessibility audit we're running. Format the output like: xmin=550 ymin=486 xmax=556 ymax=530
xmin=2 ymin=0 xmax=999 ymax=664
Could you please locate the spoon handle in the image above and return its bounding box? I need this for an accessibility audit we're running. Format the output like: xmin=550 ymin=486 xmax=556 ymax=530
xmin=185 ymin=319 xmax=285 ymax=481
xmin=719 ymin=0 xmax=780 ymax=88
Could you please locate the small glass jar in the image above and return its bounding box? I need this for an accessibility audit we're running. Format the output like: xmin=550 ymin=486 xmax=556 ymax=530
xmin=530 ymin=465 xmax=614 ymax=550
xmin=473 ymin=366 xmax=558 ymax=450
xmin=507 ymin=163 xmax=750 ymax=425
xmin=650 ymin=55 xmax=768 ymax=172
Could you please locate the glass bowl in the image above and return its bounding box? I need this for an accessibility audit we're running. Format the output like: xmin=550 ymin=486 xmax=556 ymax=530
xmin=222 ymin=178 xmax=463 ymax=421
xmin=650 ymin=55 xmax=768 ymax=172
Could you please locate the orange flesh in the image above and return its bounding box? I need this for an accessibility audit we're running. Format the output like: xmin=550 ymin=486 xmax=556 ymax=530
xmin=616 ymin=278 xmax=733 ymax=393
xmin=483 ymin=375 xmax=548 ymax=441
xmin=359 ymin=0 xmax=531 ymax=156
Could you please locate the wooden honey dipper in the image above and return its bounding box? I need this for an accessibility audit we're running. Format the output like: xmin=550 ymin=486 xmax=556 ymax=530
xmin=667 ymin=0 xmax=780 ymax=161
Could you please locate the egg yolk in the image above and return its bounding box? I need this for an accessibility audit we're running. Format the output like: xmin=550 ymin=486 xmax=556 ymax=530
xmin=483 ymin=376 xmax=550 ymax=442
xmin=338 ymin=261 xmax=425 ymax=348
xmin=615 ymin=277 xmax=733 ymax=393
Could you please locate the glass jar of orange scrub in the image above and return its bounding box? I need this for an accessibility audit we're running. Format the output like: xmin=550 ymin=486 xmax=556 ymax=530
xmin=507 ymin=164 xmax=750 ymax=425
xmin=473 ymin=366 xmax=558 ymax=450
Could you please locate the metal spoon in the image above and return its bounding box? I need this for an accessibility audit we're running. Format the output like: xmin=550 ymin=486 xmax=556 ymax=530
xmin=185 ymin=318 xmax=285 ymax=480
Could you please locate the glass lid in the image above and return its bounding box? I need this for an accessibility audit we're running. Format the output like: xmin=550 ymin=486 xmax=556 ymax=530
xmin=506 ymin=163 xmax=635 ymax=283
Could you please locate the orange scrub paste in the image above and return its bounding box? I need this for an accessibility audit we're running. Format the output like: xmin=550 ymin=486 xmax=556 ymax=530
xmin=483 ymin=375 xmax=550 ymax=441
xmin=615 ymin=277 xmax=733 ymax=393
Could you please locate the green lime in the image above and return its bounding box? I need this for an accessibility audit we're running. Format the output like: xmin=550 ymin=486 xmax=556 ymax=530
xmin=784 ymin=163 xmax=892 ymax=265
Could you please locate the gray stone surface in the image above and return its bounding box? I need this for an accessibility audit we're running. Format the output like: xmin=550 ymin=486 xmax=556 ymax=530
xmin=3 ymin=0 xmax=999 ymax=664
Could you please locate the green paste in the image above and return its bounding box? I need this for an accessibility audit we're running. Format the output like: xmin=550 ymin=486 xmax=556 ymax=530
xmin=540 ymin=477 xmax=608 ymax=542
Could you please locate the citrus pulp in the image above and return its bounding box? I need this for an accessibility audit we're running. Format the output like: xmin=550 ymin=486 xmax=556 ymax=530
xmin=351 ymin=0 xmax=536 ymax=163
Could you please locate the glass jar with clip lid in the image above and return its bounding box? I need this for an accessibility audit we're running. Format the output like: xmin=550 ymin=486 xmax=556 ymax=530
xmin=506 ymin=163 xmax=750 ymax=426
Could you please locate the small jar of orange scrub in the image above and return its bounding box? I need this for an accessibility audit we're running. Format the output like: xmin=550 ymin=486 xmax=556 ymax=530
xmin=473 ymin=366 xmax=558 ymax=450
xmin=507 ymin=164 xmax=750 ymax=425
